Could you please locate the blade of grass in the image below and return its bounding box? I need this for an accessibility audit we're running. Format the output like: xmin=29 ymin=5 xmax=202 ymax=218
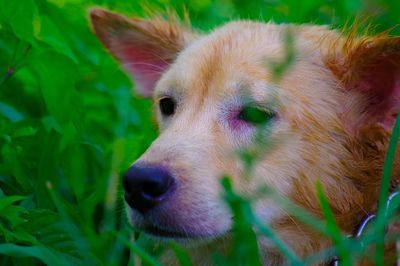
xmin=253 ymin=184 xmax=372 ymax=264
xmin=169 ymin=241 xmax=193 ymax=266
xmin=222 ymin=177 xmax=262 ymax=266
xmin=252 ymin=216 xmax=304 ymax=266
xmin=375 ymin=116 xmax=400 ymax=265
xmin=254 ymin=186 xmax=328 ymax=236
xmin=222 ymin=177 xmax=303 ymax=266
xmin=118 ymin=234 xmax=161 ymax=266
xmin=316 ymin=181 xmax=351 ymax=266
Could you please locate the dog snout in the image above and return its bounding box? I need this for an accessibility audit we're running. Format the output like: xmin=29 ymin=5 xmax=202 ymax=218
xmin=122 ymin=164 xmax=175 ymax=214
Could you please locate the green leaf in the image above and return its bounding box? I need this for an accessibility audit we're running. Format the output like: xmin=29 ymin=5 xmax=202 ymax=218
xmin=35 ymin=15 xmax=77 ymax=63
xmin=0 ymin=0 xmax=37 ymax=43
xmin=27 ymin=51 xmax=83 ymax=128
xmin=11 ymin=126 xmax=38 ymax=138
xmin=0 ymin=195 xmax=25 ymax=211
xmin=16 ymin=209 xmax=100 ymax=266
xmin=0 ymin=244 xmax=63 ymax=265
xmin=0 ymin=102 xmax=24 ymax=122
xmin=0 ymin=223 xmax=37 ymax=244
xmin=0 ymin=205 xmax=28 ymax=229
xmin=0 ymin=196 xmax=27 ymax=227
xmin=36 ymin=129 xmax=60 ymax=209
xmin=1 ymin=142 xmax=33 ymax=192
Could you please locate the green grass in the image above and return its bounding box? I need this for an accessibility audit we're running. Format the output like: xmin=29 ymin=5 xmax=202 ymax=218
xmin=0 ymin=0 xmax=400 ymax=265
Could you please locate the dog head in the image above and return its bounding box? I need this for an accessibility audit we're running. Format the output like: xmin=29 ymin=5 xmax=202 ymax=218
xmin=90 ymin=8 xmax=400 ymax=257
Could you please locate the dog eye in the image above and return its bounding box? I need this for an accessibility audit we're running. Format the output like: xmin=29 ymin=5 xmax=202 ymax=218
xmin=159 ymin=97 xmax=176 ymax=116
xmin=238 ymin=106 xmax=275 ymax=125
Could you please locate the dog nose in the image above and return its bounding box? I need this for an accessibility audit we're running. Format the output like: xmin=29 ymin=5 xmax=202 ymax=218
xmin=122 ymin=165 xmax=175 ymax=214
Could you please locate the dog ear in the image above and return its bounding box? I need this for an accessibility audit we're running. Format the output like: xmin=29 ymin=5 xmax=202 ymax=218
xmin=90 ymin=9 xmax=197 ymax=97
xmin=326 ymin=33 xmax=400 ymax=130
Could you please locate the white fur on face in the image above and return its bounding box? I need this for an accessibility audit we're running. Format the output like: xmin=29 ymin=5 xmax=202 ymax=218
xmin=128 ymin=23 xmax=310 ymax=241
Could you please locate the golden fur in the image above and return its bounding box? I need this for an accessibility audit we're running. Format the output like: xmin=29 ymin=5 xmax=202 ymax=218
xmin=90 ymin=9 xmax=400 ymax=265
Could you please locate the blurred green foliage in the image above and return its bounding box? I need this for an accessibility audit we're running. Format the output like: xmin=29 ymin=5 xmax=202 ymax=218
xmin=0 ymin=0 xmax=399 ymax=265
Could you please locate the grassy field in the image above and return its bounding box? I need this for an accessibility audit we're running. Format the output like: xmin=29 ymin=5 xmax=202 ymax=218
xmin=0 ymin=0 xmax=400 ymax=265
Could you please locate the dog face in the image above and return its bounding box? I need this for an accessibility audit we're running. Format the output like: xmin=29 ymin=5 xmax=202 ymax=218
xmin=90 ymin=9 xmax=400 ymax=258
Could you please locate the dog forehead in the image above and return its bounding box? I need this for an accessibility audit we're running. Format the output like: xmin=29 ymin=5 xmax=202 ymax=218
xmin=155 ymin=21 xmax=337 ymax=117
xmin=156 ymin=22 xmax=289 ymax=97
xmin=181 ymin=22 xmax=287 ymax=74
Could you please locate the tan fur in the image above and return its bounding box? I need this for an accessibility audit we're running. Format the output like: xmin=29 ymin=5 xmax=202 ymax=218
xmin=90 ymin=10 xmax=400 ymax=265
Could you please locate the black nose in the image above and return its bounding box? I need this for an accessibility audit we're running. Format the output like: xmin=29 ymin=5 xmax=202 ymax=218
xmin=122 ymin=164 xmax=175 ymax=214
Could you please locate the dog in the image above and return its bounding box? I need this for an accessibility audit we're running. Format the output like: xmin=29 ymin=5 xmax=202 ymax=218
xmin=90 ymin=8 xmax=400 ymax=265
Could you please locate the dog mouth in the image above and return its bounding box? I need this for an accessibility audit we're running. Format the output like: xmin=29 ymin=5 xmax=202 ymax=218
xmin=142 ymin=225 xmax=191 ymax=239
xmin=127 ymin=209 xmax=201 ymax=239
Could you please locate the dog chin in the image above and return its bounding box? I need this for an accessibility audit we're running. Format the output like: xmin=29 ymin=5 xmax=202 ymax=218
xmin=126 ymin=209 xmax=229 ymax=246
xmin=143 ymin=228 xmax=225 ymax=247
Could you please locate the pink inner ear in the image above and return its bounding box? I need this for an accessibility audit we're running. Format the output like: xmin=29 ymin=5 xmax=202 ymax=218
xmin=118 ymin=44 xmax=170 ymax=97
xmin=358 ymin=61 xmax=400 ymax=129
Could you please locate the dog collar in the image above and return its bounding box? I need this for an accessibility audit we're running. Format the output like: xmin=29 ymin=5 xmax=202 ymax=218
xmin=329 ymin=190 xmax=400 ymax=266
